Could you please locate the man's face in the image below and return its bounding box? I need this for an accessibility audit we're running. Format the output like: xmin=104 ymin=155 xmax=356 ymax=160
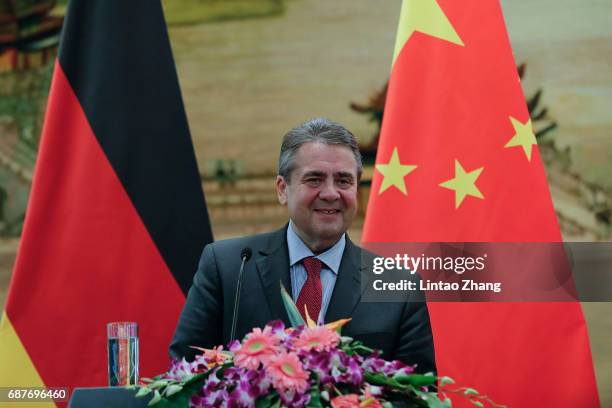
xmin=276 ymin=141 xmax=359 ymax=253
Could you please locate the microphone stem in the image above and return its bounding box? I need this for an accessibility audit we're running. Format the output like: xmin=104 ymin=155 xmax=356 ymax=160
xmin=230 ymin=255 xmax=247 ymax=342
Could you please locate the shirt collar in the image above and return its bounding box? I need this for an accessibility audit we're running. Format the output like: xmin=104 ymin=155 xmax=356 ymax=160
xmin=287 ymin=220 xmax=345 ymax=275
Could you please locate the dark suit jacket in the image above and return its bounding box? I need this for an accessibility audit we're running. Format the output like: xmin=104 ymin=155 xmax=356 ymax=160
xmin=170 ymin=226 xmax=436 ymax=373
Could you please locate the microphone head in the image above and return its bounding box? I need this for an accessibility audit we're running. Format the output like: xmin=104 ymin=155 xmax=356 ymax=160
xmin=241 ymin=247 xmax=253 ymax=261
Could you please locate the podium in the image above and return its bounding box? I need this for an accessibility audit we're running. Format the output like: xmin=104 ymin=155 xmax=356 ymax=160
xmin=67 ymin=387 xmax=418 ymax=407
xmin=68 ymin=387 xmax=152 ymax=408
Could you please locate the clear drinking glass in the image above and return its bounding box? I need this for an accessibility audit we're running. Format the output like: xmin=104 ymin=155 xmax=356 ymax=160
xmin=107 ymin=322 xmax=138 ymax=386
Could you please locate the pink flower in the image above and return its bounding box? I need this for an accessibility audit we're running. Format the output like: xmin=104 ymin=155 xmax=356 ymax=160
xmin=203 ymin=346 xmax=228 ymax=367
xmin=330 ymin=394 xmax=360 ymax=408
xmin=190 ymin=345 xmax=229 ymax=370
xmin=293 ymin=326 xmax=340 ymax=352
xmin=234 ymin=327 xmax=279 ymax=370
xmin=266 ymin=352 xmax=309 ymax=394
xmin=361 ymin=390 xmax=383 ymax=408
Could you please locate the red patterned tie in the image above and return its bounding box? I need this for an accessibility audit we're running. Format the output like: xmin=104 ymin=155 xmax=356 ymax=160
xmin=296 ymin=257 xmax=323 ymax=322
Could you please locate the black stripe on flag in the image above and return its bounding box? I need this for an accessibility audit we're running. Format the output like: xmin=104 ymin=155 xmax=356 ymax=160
xmin=57 ymin=0 xmax=213 ymax=294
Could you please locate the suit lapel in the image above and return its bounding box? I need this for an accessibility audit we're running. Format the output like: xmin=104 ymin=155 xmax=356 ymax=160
xmin=325 ymin=237 xmax=362 ymax=323
xmin=255 ymin=226 xmax=292 ymax=327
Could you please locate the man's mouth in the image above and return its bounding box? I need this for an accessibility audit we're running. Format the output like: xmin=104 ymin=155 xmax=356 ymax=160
xmin=314 ymin=209 xmax=341 ymax=215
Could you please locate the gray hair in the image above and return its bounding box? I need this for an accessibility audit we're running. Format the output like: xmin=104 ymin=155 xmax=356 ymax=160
xmin=278 ymin=118 xmax=363 ymax=182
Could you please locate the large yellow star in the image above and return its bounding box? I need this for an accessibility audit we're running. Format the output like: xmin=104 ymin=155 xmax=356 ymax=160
xmin=375 ymin=147 xmax=417 ymax=195
xmin=505 ymin=116 xmax=537 ymax=162
xmin=439 ymin=160 xmax=484 ymax=209
xmin=392 ymin=0 xmax=464 ymax=65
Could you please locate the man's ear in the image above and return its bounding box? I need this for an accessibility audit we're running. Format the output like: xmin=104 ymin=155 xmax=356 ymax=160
xmin=276 ymin=175 xmax=288 ymax=205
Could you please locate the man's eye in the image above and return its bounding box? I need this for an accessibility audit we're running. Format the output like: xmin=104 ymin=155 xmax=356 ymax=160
xmin=305 ymin=178 xmax=321 ymax=185
xmin=337 ymin=179 xmax=353 ymax=187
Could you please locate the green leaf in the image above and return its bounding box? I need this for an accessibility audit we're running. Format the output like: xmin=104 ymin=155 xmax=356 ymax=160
xmin=280 ymin=282 xmax=306 ymax=328
xmin=409 ymin=391 xmax=450 ymax=408
xmin=255 ymin=394 xmax=275 ymax=408
xmin=394 ymin=374 xmax=437 ymax=387
xmin=364 ymin=372 xmax=408 ymax=389
xmin=140 ymin=377 xmax=155 ymax=383
xmin=135 ymin=387 xmax=152 ymax=398
xmin=147 ymin=390 xmax=162 ymax=406
xmin=427 ymin=397 xmax=452 ymax=408
xmin=471 ymin=402 xmax=484 ymax=408
xmin=352 ymin=344 xmax=374 ymax=354
xmin=306 ymin=388 xmax=324 ymax=408
xmin=320 ymin=390 xmax=330 ymax=401
xmin=184 ymin=372 xmax=206 ymax=385
xmin=464 ymin=388 xmax=479 ymax=396
xmin=164 ymin=384 xmax=183 ymax=396
xmin=150 ymin=380 xmax=170 ymax=389
xmin=439 ymin=376 xmax=455 ymax=386
xmin=164 ymin=375 xmax=207 ymax=407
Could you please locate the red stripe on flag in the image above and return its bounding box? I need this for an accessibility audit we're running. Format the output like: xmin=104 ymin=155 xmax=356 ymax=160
xmin=5 ymin=61 xmax=185 ymax=392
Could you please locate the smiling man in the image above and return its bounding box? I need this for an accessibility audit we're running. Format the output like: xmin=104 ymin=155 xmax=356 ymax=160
xmin=170 ymin=118 xmax=435 ymax=373
xmin=276 ymin=131 xmax=359 ymax=254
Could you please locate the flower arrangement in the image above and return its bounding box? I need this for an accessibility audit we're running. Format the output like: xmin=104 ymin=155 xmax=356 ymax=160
xmin=133 ymin=287 xmax=503 ymax=408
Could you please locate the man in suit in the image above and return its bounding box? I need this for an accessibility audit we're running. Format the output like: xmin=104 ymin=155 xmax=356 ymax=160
xmin=170 ymin=118 xmax=435 ymax=373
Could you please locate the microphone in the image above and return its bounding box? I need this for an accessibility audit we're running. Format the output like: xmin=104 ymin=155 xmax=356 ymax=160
xmin=230 ymin=247 xmax=252 ymax=342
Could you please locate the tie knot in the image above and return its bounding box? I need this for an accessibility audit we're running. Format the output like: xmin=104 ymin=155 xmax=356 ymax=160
xmin=302 ymin=257 xmax=322 ymax=277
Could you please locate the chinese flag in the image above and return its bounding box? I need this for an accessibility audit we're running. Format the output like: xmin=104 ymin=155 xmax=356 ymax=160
xmin=0 ymin=0 xmax=212 ymax=405
xmin=363 ymin=0 xmax=600 ymax=406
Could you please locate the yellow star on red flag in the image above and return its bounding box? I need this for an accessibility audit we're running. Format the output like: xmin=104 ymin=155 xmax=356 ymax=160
xmin=392 ymin=0 xmax=464 ymax=65
xmin=505 ymin=116 xmax=537 ymax=162
xmin=375 ymin=147 xmax=417 ymax=195
xmin=439 ymin=160 xmax=484 ymax=209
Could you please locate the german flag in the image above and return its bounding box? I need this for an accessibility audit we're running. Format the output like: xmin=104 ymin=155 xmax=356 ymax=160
xmin=0 ymin=0 xmax=212 ymax=404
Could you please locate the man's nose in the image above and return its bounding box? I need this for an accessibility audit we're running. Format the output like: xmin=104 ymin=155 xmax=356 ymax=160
xmin=318 ymin=180 xmax=341 ymax=201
